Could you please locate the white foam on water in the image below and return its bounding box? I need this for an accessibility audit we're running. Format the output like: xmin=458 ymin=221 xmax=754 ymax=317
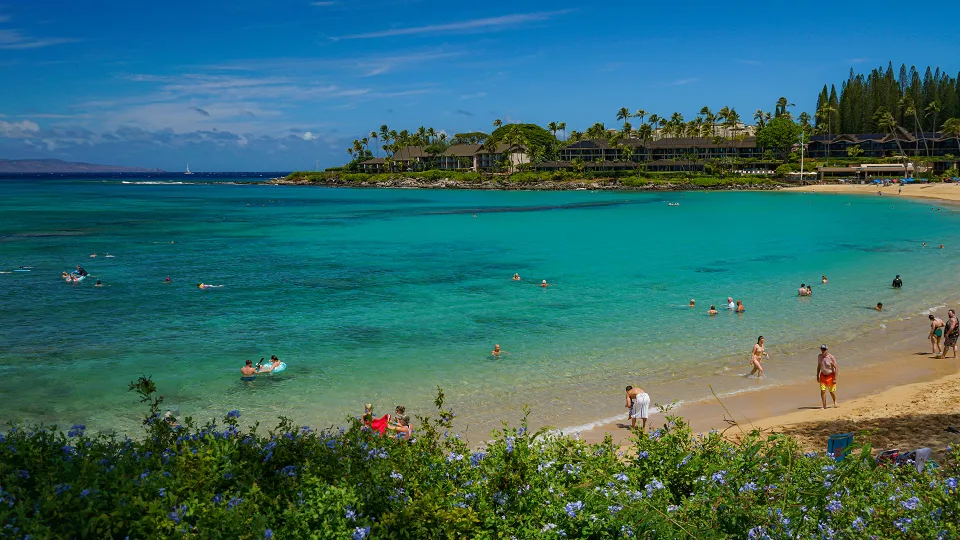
xmin=553 ymin=401 xmax=685 ymax=437
xmin=920 ymin=304 xmax=946 ymax=316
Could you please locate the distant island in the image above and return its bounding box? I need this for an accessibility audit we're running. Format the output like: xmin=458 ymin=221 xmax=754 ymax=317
xmin=0 ymin=159 xmax=162 ymax=173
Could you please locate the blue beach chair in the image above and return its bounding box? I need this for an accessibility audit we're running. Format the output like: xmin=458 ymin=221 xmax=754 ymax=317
xmin=827 ymin=433 xmax=854 ymax=461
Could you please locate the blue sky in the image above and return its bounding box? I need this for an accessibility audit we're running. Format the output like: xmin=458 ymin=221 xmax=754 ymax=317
xmin=0 ymin=0 xmax=958 ymax=171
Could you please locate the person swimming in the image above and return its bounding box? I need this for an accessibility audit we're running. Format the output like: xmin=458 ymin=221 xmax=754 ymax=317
xmin=197 ymin=283 xmax=223 ymax=289
xmin=491 ymin=344 xmax=503 ymax=357
xmin=240 ymin=360 xmax=258 ymax=381
xmin=876 ymin=302 xmax=883 ymax=311
xmin=707 ymin=305 xmax=718 ymax=315
xmin=821 ymin=275 xmax=828 ymax=284
xmin=541 ymin=280 xmax=549 ymax=288
xmin=512 ymin=273 xmax=521 ymax=281
xmin=165 ymin=277 xmax=171 ymax=283
xmin=95 ymin=280 xmax=102 ymax=287
xmin=689 ymin=299 xmax=695 ymax=307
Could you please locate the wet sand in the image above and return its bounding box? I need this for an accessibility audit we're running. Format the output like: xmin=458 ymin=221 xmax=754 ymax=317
xmin=581 ymin=301 xmax=960 ymax=458
xmin=785 ymin=182 xmax=960 ymax=203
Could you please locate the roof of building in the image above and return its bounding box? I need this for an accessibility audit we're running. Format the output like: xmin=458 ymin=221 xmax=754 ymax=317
xmin=648 ymin=137 xmax=757 ymax=149
xmin=360 ymin=158 xmax=386 ymax=164
xmin=477 ymin=142 xmax=527 ymax=154
xmin=392 ymin=146 xmax=427 ymax=160
xmin=442 ymin=144 xmax=483 ymax=157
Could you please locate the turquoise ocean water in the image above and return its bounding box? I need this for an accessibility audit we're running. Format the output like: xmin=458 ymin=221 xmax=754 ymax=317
xmin=1 ymin=178 xmax=958 ymax=437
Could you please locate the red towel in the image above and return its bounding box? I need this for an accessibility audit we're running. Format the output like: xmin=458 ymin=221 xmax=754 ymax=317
xmin=369 ymin=414 xmax=389 ymax=435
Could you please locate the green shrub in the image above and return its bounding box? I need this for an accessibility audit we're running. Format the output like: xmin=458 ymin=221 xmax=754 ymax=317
xmin=1 ymin=377 xmax=958 ymax=538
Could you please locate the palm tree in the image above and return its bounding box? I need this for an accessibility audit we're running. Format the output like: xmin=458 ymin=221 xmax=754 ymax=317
xmin=926 ymin=100 xmax=942 ymax=139
xmin=426 ymin=127 xmax=437 ymax=145
xmin=754 ymin=109 xmax=767 ymax=129
xmin=557 ymin=122 xmax=566 ymax=141
xmin=370 ymin=132 xmax=379 ymax=157
xmin=875 ymin=108 xmax=908 ymax=176
xmin=568 ymin=130 xmax=582 ymax=142
xmin=547 ymin=121 xmax=558 ymax=139
xmin=942 ymin=118 xmax=960 ymax=159
xmin=493 ymin=118 xmax=503 ymax=129
xmin=634 ymin=109 xmax=646 ymax=127
xmin=798 ymin=112 xmax=811 ymax=132
xmin=775 ymin=97 xmax=795 ymax=118
xmin=647 ymin=114 xmax=660 ymax=138
xmin=621 ymin=121 xmax=633 ymax=138
xmin=616 ymin=107 xmax=632 ymax=128
xmin=900 ymin=97 xmax=928 ymax=157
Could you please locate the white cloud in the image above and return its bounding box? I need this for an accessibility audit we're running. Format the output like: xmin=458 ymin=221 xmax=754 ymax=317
xmin=336 ymin=10 xmax=571 ymax=40
xmin=302 ymin=132 xmax=319 ymax=141
xmin=0 ymin=27 xmax=77 ymax=50
xmin=0 ymin=119 xmax=40 ymax=138
xmin=667 ymin=78 xmax=699 ymax=86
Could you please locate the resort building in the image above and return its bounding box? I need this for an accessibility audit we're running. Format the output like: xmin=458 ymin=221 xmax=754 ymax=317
xmin=806 ymin=129 xmax=960 ymax=159
xmin=362 ymin=143 xmax=528 ymax=172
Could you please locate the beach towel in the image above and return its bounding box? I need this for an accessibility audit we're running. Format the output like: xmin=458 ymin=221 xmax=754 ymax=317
xmin=367 ymin=414 xmax=390 ymax=435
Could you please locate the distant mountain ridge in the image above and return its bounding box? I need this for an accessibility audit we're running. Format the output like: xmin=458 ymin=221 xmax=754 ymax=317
xmin=0 ymin=159 xmax=161 ymax=173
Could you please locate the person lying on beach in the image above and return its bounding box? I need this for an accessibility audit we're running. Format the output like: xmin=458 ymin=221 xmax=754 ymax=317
xmin=876 ymin=302 xmax=883 ymax=311
xmin=512 ymin=273 xmax=520 ymax=281
xmin=625 ymin=386 xmax=650 ymax=431
xmin=735 ymin=300 xmax=745 ymax=313
xmin=929 ymin=314 xmax=945 ymax=356
xmin=707 ymin=305 xmax=718 ymax=315
xmin=748 ymin=336 xmax=769 ymax=378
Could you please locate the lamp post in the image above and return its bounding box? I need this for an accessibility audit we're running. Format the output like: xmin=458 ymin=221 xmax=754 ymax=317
xmin=798 ymin=131 xmax=806 ymax=183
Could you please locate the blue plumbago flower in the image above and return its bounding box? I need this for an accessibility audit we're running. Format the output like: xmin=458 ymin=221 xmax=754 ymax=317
xmin=263 ymin=529 xmax=273 ymax=539
xmin=470 ymin=452 xmax=485 ymax=467
xmin=563 ymin=464 xmax=580 ymax=475
xmin=223 ymin=472 xmax=234 ymax=480
xmin=17 ymin=470 xmax=28 ymax=479
xmin=283 ymin=432 xmax=294 ymax=441
xmin=851 ymin=517 xmax=866 ymax=532
xmin=747 ymin=526 xmax=768 ymax=540
xmin=645 ymin=479 xmax=665 ymax=496
xmin=140 ymin=471 xmax=150 ymax=480
xmin=564 ymin=500 xmax=584 ymax=518
xmin=803 ymin=451 xmax=817 ymax=458
xmin=227 ymin=497 xmax=243 ymax=509
xmin=162 ymin=472 xmax=172 ymax=478
xmin=637 ymin=451 xmax=649 ymax=459
xmin=345 ymin=508 xmax=356 ymax=521
xmin=54 ymin=484 xmax=71 ymax=496
xmin=67 ymin=424 xmax=86 ymax=438
xmin=608 ymin=505 xmax=622 ymax=515
xmin=158 ymin=488 xmax=166 ymax=497
xmin=821 ymin=465 xmax=835 ymax=472
xmin=227 ymin=410 xmax=241 ymax=419
xmin=902 ymin=497 xmax=920 ymax=511
xmin=80 ymin=489 xmax=91 ymax=498
xmin=712 ymin=471 xmax=727 ymax=485
xmin=505 ymin=437 xmax=515 ymax=453
xmin=0 ymin=433 xmax=5 ymax=443
xmin=739 ymin=482 xmax=758 ymax=493
xmin=62 ymin=445 xmax=76 ymax=455
xmin=620 ymin=526 xmax=633 ymax=536
xmin=352 ymin=526 xmax=370 ymax=540
xmin=280 ymin=465 xmax=297 ymax=477
xmin=263 ymin=451 xmax=273 ymax=463
xmin=168 ymin=504 xmax=187 ymax=524
xmin=613 ymin=472 xmax=629 ymax=482
xmin=493 ymin=492 xmax=507 ymax=506
xmin=648 ymin=428 xmax=663 ymax=440
xmin=895 ymin=517 xmax=912 ymax=533
xmin=446 ymin=452 xmax=463 ymax=462
xmin=541 ymin=523 xmax=557 ymax=532
xmin=946 ymin=478 xmax=958 ymax=490
xmin=390 ymin=471 xmax=403 ymax=480
xmin=213 ymin=494 xmax=223 ymax=505
xmin=826 ymin=499 xmax=842 ymax=513
xmin=678 ymin=454 xmax=691 ymax=467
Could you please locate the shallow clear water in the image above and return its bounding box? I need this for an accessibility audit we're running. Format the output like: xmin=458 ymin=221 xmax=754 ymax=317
xmin=1 ymin=179 xmax=958 ymax=437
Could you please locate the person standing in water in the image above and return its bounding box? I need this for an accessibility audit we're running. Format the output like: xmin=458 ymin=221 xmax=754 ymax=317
xmin=822 ymin=276 xmax=828 ymax=284
xmin=491 ymin=344 xmax=502 ymax=357
xmin=512 ymin=273 xmax=521 ymax=281
xmin=624 ymin=386 xmax=650 ymax=431
xmin=748 ymin=336 xmax=769 ymax=377
xmin=541 ymin=280 xmax=549 ymax=288
xmin=726 ymin=297 xmax=735 ymax=310
xmin=817 ymin=345 xmax=838 ymax=409
xmin=241 ymin=360 xmax=258 ymax=380
xmin=929 ymin=314 xmax=945 ymax=356
xmin=892 ymin=275 xmax=903 ymax=288
xmin=735 ymin=300 xmax=745 ymax=313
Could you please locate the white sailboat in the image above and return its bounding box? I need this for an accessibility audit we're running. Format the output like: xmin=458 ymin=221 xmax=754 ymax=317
xmin=184 ymin=164 xmax=194 ymax=175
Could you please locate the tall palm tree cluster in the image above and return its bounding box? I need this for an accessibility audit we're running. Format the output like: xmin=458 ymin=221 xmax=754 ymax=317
xmin=346 ymin=125 xmax=451 ymax=161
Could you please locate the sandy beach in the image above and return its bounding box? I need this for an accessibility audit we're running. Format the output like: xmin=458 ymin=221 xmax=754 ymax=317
xmin=785 ymin=181 xmax=960 ymax=203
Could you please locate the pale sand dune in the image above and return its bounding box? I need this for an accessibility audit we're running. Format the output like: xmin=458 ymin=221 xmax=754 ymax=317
xmin=784 ymin=182 xmax=960 ymax=203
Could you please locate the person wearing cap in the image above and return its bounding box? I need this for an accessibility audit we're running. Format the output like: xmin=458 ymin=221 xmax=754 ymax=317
xmin=891 ymin=275 xmax=903 ymax=288
xmin=541 ymin=280 xmax=549 ymax=288
xmin=816 ymin=345 xmax=838 ymax=409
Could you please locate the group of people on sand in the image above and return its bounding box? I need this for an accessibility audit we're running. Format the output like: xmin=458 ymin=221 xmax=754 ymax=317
xmin=363 ymin=404 xmax=412 ymax=439
xmin=929 ymin=309 xmax=960 ymax=359
xmin=240 ymin=355 xmax=283 ymax=381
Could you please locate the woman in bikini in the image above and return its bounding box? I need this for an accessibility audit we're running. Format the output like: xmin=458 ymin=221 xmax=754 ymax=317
xmin=929 ymin=314 xmax=945 ymax=356
xmin=748 ymin=336 xmax=769 ymax=378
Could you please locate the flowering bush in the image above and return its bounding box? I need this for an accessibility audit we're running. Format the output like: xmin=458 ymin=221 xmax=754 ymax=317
xmin=1 ymin=377 xmax=958 ymax=538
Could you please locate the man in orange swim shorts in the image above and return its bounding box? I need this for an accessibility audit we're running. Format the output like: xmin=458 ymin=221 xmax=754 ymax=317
xmin=817 ymin=344 xmax=838 ymax=409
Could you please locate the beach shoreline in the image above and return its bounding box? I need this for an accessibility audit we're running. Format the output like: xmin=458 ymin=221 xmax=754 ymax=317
xmin=784 ymin=182 xmax=960 ymax=204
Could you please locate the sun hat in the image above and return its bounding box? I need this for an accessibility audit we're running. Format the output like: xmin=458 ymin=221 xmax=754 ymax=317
xmin=820 ymin=344 xmax=828 ymax=350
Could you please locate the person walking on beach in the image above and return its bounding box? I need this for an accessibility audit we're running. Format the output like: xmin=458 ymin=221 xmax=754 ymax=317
xmin=625 ymin=386 xmax=650 ymax=431
xmin=929 ymin=314 xmax=945 ymax=356
xmin=817 ymin=345 xmax=838 ymax=409
xmin=941 ymin=309 xmax=959 ymax=359
xmin=748 ymin=336 xmax=769 ymax=377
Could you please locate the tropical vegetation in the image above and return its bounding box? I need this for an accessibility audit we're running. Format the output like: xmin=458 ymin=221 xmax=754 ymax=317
xmin=2 ymin=377 xmax=959 ymax=538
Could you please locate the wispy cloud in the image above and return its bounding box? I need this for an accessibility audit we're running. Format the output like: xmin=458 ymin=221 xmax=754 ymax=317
xmin=336 ymin=10 xmax=571 ymax=40
xmin=848 ymin=57 xmax=869 ymax=64
xmin=454 ymin=109 xmax=473 ymax=116
xmin=0 ymin=119 xmax=40 ymax=138
xmin=189 ymin=106 xmax=211 ymax=117
xmin=667 ymin=77 xmax=699 ymax=86
xmin=0 ymin=16 xmax=77 ymax=50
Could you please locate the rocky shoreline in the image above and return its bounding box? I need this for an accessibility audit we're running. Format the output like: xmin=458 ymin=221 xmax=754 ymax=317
xmin=267 ymin=175 xmax=787 ymax=191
